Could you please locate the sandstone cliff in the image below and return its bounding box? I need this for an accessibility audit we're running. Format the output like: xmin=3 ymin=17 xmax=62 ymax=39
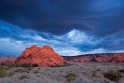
xmin=15 ymin=45 xmax=64 ymax=67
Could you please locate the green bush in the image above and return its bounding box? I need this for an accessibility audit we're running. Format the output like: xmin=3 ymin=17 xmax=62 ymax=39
xmin=118 ymin=69 xmax=124 ymax=73
xmin=103 ymin=70 xmax=122 ymax=81
xmin=65 ymin=73 xmax=76 ymax=82
xmin=19 ymin=75 xmax=28 ymax=80
xmin=0 ymin=70 xmax=7 ymax=78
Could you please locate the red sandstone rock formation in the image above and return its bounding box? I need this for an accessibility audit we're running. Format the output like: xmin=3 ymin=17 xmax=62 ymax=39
xmin=15 ymin=45 xmax=64 ymax=67
xmin=110 ymin=54 xmax=124 ymax=62
xmin=0 ymin=56 xmax=17 ymax=63
xmin=63 ymin=53 xmax=124 ymax=62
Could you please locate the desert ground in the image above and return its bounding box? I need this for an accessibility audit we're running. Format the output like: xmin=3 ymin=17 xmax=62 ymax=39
xmin=0 ymin=62 xmax=124 ymax=83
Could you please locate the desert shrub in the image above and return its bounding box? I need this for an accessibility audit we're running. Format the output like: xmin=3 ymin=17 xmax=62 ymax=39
xmin=64 ymin=61 xmax=72 ymax=66
xmin=65 ymin=73 xmax=76 ymax=82
xmin=1 ymin=62 xmax=15 ymax=68
xmin=118 ymin=69 xmax=124 ymax=73
xmin=97 ymin=69 xmax=100 ymax=71
xmin=27 ymin=67 xmax=33 ymax=71
xmin=6 ymin=62 xmax=15 ymax=68
xmin=50 ymin=62 xmax=72 ymax=67
xmin=8 ymin=71 xmax=15 ymax=77
xmin=14 ymin=69 xmax=20 ymax=73
xmin=22 ymin=70 xmax=29 ymax=73
xmin=34 ymin=70 xmax=39 ymax=73
xmin=19 ymin=75 xmax=28 ymax=80
xmin=92 ymin=73 xmax=96 ymax=77
xmin=38 ymin=67 xmax=40 ymax=70
xmin=1 ymin=62 xmax=6 ymax=66
xmin=14 ymin=69 xmax=23 ymax=73
xmin=103 ymin=70 xmax=122 ymax=81
xmin=50 ymin=65 xmax=61 ymax=67
xmin=32 ymin=63 xmax=38 ymax=67
xmin=0 ymin=65 xmax=2 ymax=70
xmin=22 ymin=63 xmax=31 ymax=67
xmin=15 ymin=68 xmax=29 ymax=73
xmin=0 ymin=70 xmax=7 ymax=78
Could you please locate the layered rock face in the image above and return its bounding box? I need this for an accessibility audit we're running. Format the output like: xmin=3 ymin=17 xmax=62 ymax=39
xmin=110 ymin=55 xmax=124 ymax=62
xmin=0 ymin=56 xmax=17 ymax=63
xmin=63 ymin=53 xmax=124 ymax=62
xmin=15 ymin=45 xmax=64 ymax=67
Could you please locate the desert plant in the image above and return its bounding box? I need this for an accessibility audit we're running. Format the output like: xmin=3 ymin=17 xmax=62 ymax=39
xmin=34 ymin=70 xmax=39 ymax=73
xmin=50 ymin=65 xmax=61 ymax=67
xmin=1 ymin=62 xmax=5 ymax=66
xmin=22 ymin=70 xmax=29 ymax=73
xmin=6 ymin=62 xmax=15 ymax=68
xmin=65 ymin=73 xmax=76 ymax=82
xmin=0 ymin=69 xmax=7 ymax=78
xmin=14 ymin=69 xmax=23 ymax=73
xmin=14 ymin=69 xmax=20 ymax=73
xmin=64 ymin=61 xmax=72 ymax=66
xmin=22 ymin=63 xmax=31 ymax=67
xmin=8 ymin=71 xmax=15 ymax=77
xmin=103 ymin=70 xmax=122 ymax=81
xmin=92 ymin=73 xmax=96 ymax=77
xmin=19 ymin=75 xmax=28 ymax=80
xmin=32 ymin=63 xmax=38 ymax=67
xmin=97 ymin=69 xmax=100 ymax=71
xmin=1 ymin=62 xmax=15 ymax=68
xmin=27 ymin=67 xmax=33 ymax=71
xmin=118 ymin=69 xmax=124 ymax=73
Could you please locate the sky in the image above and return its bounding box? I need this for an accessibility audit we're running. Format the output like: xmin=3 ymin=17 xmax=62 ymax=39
xmin=0 ymin=0 xmax=124 ymax=56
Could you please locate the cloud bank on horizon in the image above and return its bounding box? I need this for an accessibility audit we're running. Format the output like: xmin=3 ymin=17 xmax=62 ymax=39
xmin=0 ymin=0 xmax=124 ymax=56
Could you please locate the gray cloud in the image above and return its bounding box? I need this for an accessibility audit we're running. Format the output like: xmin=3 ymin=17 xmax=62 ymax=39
xmin=0 ymin=0 xmax=124 ymax=56
xmin=0 ymin=0 xmax=124 ymax=36
xmin=1 ymin=20 xmax=124 ymax=56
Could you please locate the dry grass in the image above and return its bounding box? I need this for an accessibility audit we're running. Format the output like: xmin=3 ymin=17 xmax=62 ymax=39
xmin=0 ymin=62 xmax=124 ymax=83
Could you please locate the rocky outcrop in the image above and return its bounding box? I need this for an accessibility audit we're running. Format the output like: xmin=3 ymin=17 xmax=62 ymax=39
xmin=0 ymin=56 xmax=17 ymax=63
xmin=15 ymin=45 xmax=64 ymax=67
xmin=63 ymin=53 xmax=124 ymax=62
xmin=110 ymin=55 xmax=124 ymax=62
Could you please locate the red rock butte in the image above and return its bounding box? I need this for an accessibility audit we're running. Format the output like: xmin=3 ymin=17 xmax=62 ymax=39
xmin=15 ymin=45 xmax=64 ymax=67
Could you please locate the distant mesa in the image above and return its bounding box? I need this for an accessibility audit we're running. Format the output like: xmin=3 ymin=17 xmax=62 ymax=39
xmin=110 ymin=55 xmax=124 ymax=62
xmin=63 ymin=53 xmax=124 ymax=62
xmin=15 ymin=45 xmax=65 ymax=67
xmin=0 ymin=56 xmax=17 ymax=64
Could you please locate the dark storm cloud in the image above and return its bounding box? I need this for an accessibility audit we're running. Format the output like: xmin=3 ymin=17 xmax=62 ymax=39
xmin=1 ymin=20 xmax=124 ymax=56
xmin=0 ymin=0 xmax=124 ymax=56
xmin=0 ymin=0 xmax=124 ymax=35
